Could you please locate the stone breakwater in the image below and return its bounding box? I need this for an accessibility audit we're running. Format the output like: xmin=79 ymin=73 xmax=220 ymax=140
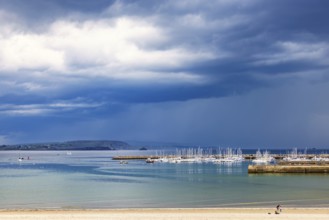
xmin=112 ymin=156 xmax=161 ymax=160
xmin=248 ymin=164 xmax=329 ymax=174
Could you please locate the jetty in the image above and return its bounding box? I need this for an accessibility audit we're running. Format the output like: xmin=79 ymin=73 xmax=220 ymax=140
xmin=112 ymin=156 xmax=160 ymax=160
xmin=248 ymin=163 xmax=329 ymax=174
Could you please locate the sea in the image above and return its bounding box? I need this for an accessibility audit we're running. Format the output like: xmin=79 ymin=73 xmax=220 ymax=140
xmin=0 ymin=149 xmax=329 ymax=209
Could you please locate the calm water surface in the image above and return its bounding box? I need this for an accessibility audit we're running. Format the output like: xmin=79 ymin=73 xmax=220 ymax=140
xmin=0 ymin=151 xmax=329 ymax=209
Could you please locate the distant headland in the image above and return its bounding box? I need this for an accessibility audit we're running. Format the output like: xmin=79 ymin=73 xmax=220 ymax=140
xmin=0 ymin=140 xmax=131 ymax=151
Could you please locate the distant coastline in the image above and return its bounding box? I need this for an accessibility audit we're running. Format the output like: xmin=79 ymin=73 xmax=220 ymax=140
xmin=0 ymin=140 xmax=130 ymax=151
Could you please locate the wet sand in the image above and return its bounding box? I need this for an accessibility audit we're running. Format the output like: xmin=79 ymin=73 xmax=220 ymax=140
xmin=0 ymin=208 xmax=328 ymax=220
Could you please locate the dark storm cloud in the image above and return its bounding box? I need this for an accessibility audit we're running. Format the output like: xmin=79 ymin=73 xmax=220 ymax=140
xmin=1 ymin=0 xmax=329 ymax=104
xmin=1 ymin=0 xmax=329 ymax=145
xmin=2 ymin=0 xmax=329 ymax=87
xmin=97 ymin=0 xmax=329 ymax=103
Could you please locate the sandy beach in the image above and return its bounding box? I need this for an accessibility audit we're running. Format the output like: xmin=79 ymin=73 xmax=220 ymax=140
xmin=0 ymin=208 xmax=328 ymax=220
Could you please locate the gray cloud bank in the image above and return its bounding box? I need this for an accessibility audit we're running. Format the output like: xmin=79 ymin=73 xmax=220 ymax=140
xmin=0 ymin=0 xmax=329 ymax=147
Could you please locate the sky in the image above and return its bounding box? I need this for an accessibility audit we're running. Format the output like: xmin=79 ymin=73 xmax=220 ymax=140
xmin=1 ymin=0 xmax=329 ymax=148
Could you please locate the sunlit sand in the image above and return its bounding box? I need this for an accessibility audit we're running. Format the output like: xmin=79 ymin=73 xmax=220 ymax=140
xmin=1 ymin=208 xmax=328 ymax=220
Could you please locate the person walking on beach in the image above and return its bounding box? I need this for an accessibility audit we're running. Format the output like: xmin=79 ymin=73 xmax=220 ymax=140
xmin=275 ymin=204 xmax=282 ymax=214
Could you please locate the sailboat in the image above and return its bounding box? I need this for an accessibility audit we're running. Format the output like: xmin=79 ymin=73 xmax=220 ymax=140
xmin=252 ymin=149 xmax=275 ymax=164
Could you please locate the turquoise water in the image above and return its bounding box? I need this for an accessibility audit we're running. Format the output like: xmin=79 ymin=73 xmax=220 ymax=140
xmin=0 ymin=151 xmax=329 ymax=209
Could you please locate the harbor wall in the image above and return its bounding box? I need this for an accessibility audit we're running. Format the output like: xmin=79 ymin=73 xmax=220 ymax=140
xmin=248 ymin=164 xmax=329 ymax=174
xmin=112 ymin=156 xmax=160 ymax=160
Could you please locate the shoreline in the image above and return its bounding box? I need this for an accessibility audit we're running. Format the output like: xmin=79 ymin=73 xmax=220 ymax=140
xmin=0 ymin=208 xmax=328 ymax=220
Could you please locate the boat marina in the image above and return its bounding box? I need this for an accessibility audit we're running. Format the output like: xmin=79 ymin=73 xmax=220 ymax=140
xmin=112 ymin=147 xmax=329 ymax=173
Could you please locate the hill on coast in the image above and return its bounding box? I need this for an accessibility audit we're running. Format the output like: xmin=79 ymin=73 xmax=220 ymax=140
xmin=0 ymin=140 xmax=131 ymax=151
